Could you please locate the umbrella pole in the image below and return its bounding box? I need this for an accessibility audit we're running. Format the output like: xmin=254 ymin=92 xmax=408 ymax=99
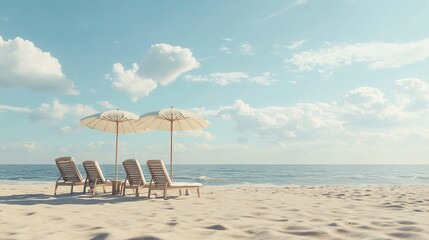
xmin=170 ymin=120 xmax=173 ymax=180
xmin=115 ymin=122 xmax=119 ymax=181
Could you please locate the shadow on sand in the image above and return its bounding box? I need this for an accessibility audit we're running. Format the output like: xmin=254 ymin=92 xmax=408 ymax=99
xmin=0 ymin=193 xmax=179 ymax=206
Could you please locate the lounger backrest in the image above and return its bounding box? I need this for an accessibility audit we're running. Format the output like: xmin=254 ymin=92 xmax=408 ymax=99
xmin=146 ymin=160 xmax=172 ymax=187
xmin=55 ymin=157 xmax=84 ymax=182
xmin=83 ymin=160 xmax=106 ymax=183
xmin=123 ymin=159 xmax=147 ymax=186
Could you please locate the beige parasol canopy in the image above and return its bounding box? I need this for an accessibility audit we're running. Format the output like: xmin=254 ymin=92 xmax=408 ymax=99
xmin=135 ymin=107 xmax=210 ymax=179
xmin=80 ymin=109 xmax=140 ymax=180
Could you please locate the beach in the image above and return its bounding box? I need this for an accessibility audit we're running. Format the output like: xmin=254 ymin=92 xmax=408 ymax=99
xmin=1 ymin=184 xmax=428 ymax=239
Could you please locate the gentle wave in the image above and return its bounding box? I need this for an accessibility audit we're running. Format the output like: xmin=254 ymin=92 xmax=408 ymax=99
xmin=0 ymin=164 xmax=428 ymax=186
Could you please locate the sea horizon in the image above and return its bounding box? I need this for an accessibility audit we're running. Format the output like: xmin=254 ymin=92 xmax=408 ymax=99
xmin=1 ymin=164 xmax=428 ymax=186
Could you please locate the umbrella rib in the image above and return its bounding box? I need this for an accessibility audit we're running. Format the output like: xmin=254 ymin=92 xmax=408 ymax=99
xmin=93 ymin=119 xmax=108 ymax=132
xmin=130 ymin=120 xmax=137 ymax=132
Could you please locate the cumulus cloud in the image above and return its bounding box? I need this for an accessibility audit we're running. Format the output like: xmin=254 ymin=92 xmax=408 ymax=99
xmin=185 ymin=72 xmax=276 ymax=86
xmin=108 ymin=43 xmax=199 ymax=101
xmin=394 ymin=78 xmax=429 ymax=110
xmin=202 ymin=99 xmax=343 ymax=141
xmin=287 ymin=38 xmax=429 ymax=72
xmin=99 ymin=100 xmax=116 ymax=109
xmin=345 ymin=87 xmax=386 ymax=108
xmin=343 ymin=87 xmax=411 ymax=126
xmin=199 ymin=79 xmax=429 ymax=142
xmin=0 ymin=36 xmax=78 ymax=94
xmin=108 ymin=63 xmax=157 ymax=102
xmin=30 ymin=100 xmax=96 ymax=126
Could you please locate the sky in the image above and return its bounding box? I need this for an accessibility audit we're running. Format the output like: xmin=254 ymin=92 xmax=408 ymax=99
xmin=1 ymin=0 xmax=429 ymax=164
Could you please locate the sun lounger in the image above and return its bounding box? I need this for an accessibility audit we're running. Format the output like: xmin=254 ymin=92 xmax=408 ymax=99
xmin=54 ymin=156 xmax=85 ymax=195
xmin=146 ymin=159 xmax=202 ymax=199
xmin=82 ymin=160 xmax=111 ymax=195
xmin=122 ymin=159 xmax=150 ymax=196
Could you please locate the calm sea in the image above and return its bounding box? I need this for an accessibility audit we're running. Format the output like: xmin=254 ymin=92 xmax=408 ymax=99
xmin=0 ymin=164 xmax=428 ymax=185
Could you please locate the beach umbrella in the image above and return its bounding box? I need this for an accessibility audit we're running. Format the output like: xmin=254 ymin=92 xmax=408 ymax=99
xmin=136 ymin=107 xmax=210 ymax=179
xmin=80 ymin=109 xmax=140 ymax=180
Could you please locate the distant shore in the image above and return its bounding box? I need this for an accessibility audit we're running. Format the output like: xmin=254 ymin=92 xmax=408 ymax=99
xmin=1 ymin=184 xmax=428 ymax=239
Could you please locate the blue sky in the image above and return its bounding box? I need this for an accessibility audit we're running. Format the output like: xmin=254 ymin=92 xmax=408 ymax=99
xmin=1 ymin=0 xmax=429 ymax=164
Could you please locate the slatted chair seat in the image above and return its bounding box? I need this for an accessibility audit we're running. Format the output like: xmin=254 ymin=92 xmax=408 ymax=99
xmin=121 ymin=159 xmax=149 ymax=197
xmin=54 ymin=157 xmax=85 ymax=195
xmin=146 ymin=159 xmax=202 ymax=200
xmin=83 ymin=160 xmax=111 ymax=195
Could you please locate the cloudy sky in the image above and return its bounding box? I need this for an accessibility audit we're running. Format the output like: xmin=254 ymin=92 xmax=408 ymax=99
xmin=1 ymin=0 xmax=429 ymax=164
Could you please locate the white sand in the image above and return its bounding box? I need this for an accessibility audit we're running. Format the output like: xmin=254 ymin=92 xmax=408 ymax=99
xmin=1 ymin=184 xmax=428 ymax=240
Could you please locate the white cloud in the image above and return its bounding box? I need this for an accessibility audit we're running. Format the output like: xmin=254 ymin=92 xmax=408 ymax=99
xmin=30 ymin=100 xmax=96 ymax=126
xmin=185 ymin=72 xmax=276 ymax=86
xmin=108 ymin=63 xmax=157 ymax=102
xmin=0 ymin=36 xmax=78 ymax=94
xmin=185 ymin=72 xmax=248 ymax=85
xmin=138 ymin=44 xmax=199 ymax=85
xmin=249 ymin=72 xmax=277 ymax=86
xmin=223 ymin=38 xmax=234 ymax=42
xmin=108 ymin=44 xmax=199 ymax=101
xmin=58 ymin=126 xmax=71 ymax=134
xmin=345 ymin=87 xmax=386 ymax=108
xmin=287 ymin=39 xmax=308 ymax=49
xmin=239 ymin=43 xmax=254 ymax=55
xmin=343 ymin=87 xmax=411 ymax=126
xmin=219 ymin=45 xmax=232 ymax=54
xmin=287 ymin=38 xmax=429 ymax=72
xmin=0 ymin=104 xmax=31 ymax=113
xmin=99 ymin=100 xmax=116 ymax=109
xmin=179 ymin=129 xmax=215 ymax=141
xmin=201 ymin=79 xmax=429 ymax=142
xmin=394 ymin=78 xmax=429 ymax=110
xmin=206 ymin=99 xmax=343 ymax=141
xmin=0 ymin=141 xmax=42 ymax=151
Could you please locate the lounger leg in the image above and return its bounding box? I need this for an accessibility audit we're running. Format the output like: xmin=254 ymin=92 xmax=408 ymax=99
xmin=197 ymin=188 xmax=200 ymax=198
xmin=148 ymin=179 xmax=153 ymax=198
xmin=71 ymin=184 xmax=74 ymax=195
xmin=83 ymin=178 xmax=88 ymax=194
xmin=103 ymin=185 xmax=106 ymax=193
xmin=163 ymin=183 xmax=168 ymax=200
xmin=54 ymin=183 xmax=58 ymax=196
xmin=136 ymin=187 xmax=139 ymax=197
xmin=179 ymin=189 xmax=182 ymax=196
xmin=185 ymin=189 xmax=189 ymax=195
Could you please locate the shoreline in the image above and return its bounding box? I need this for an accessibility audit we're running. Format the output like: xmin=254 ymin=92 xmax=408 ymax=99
xmin=2 ymin=180 xmax=429 ymax=186
xmin=1 ymin=184 xmax=428 ymax=239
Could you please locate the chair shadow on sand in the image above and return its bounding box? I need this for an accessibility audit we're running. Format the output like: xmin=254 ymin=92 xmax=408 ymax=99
xmin=0 ymin=193 xmax=180 ymax=206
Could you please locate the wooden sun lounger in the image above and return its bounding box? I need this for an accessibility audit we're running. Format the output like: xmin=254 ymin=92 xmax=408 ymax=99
xmin=82 ymin=160 xmax=111 ymax=195
xmin=54 ymin=156 xmax=85 ymax=195
xmin=122 ymin=159 xmax=150 ymax=197
xmin=146 ymin=159 xmax=202 ymax=200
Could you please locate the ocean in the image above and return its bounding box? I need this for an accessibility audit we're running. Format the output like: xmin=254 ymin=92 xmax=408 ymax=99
xmin=0 ymin=164 xmax=428 ymax=186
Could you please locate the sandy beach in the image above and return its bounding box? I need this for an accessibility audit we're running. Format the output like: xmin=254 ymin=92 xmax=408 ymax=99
xmin=0 ymin=184 xmax=428 ymax=240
